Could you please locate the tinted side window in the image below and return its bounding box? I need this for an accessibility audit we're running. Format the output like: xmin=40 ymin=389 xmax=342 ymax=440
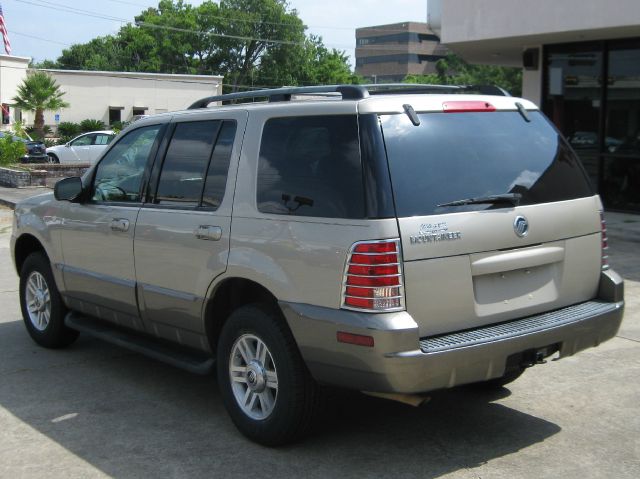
xmin=257 ymin=115 xmax=364 ymax=219
xmin=72 ymin=134 xmax=93 ymax=146
xmin=94 ymin=134 xmax=112 ymax=145
xmin=202 ymin=121 xmax=236 ymax=208
xmin=92 ymin=125 xmax=162 ymax=202
xmin=155 ymin=121 xmax=221 ymax=206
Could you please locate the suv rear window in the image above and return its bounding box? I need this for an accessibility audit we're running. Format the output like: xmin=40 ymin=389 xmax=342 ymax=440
xmin=381 ymin=111 xmax=593 ymax=217
xmin=257 ymin=115 xmax=364 ymax=219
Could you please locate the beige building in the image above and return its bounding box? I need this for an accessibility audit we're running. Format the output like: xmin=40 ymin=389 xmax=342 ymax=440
xmin=429 ymin=0 xmax=640 ymax=213
xmin=0 ymin=54 xmax=30 ymax=126
xmin=34 ymin=69 xmax=222 ymax=127
xmin=355 ymin=22 xmax=448 ymax=83
xmin=0 ymin=55 xmax=222 ymax=130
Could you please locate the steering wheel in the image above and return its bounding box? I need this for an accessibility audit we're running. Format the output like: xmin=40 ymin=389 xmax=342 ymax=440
xmin=95 ymin=184 xmax=128 ymax=201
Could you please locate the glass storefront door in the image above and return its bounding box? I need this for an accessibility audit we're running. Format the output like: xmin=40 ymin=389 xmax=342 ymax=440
xmin=544 ymin=39 xmax=640 ymax=213
xmin=602 ymin=41 xmax=640 ymax=211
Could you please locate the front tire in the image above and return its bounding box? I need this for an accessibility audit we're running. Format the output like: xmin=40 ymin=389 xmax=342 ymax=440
xmin=19 ymin=252 xmax=78 ymax=348
xmin=217 ymin=304 xmax=321 ymax=446
xmin=47 ymin=153 xmax=59 ymax=164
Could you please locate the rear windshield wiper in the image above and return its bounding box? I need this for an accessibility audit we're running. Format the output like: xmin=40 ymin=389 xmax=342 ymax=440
xmin=437 ymin=193 xmax=522 ymax=208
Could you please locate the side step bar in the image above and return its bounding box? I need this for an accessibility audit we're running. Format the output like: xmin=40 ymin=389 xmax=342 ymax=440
xmin=65 ymin=313 xmax=215 ymax=375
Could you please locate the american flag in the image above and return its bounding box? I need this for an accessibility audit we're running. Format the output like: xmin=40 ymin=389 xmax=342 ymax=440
xmin=0 ymin=3 xmax=11 ymax=55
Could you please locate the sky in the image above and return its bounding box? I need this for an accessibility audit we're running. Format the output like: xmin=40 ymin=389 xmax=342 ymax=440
xmin=2 ymin=0 xmax=428 ymax=66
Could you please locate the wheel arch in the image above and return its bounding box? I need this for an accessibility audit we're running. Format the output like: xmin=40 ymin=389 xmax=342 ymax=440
xmin=14 ymin=233 xmax=49 ymax=275
xmin=203 ymin=277 xmax=283 ymax=353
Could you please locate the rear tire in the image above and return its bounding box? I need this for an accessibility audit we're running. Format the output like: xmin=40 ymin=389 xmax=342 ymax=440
xmin=217 ymin=303 xmax=321 ymax=446
xmin=19 ymin=252 xmax=78 ymax=348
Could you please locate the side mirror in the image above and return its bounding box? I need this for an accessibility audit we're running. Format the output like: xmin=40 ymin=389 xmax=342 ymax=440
xmin=54 ymin=177 xmax=84 ymax=202
xmin=65 ymin=142 xmax=71 ymax=147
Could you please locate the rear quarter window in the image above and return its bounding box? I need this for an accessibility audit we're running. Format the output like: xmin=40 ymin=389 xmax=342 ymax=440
xmin=257 ymin=115 xmax=364 ymax=219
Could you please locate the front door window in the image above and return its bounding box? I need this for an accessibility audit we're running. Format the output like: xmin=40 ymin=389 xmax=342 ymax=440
xmin=92 ymin=125 xmax=162 ymax=202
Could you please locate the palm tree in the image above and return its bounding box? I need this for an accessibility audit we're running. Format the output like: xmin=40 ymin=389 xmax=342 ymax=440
xmin=12 ymin=72 xmax=69 ymax=140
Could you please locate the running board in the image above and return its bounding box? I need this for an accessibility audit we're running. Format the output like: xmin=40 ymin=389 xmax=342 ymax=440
xmin=65 ymin=313 xmax=215 ymax=375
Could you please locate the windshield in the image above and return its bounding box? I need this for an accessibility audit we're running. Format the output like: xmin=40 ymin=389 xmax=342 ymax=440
xmin=381 ymin=111 xmax=593 ymax=217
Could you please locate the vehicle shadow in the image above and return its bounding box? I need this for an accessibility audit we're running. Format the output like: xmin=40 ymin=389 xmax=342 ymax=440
xmin=0 ymin=319 xmax=560 ymax=479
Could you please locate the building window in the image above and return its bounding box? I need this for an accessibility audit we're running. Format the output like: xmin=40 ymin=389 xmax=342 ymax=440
xmin=109 ymin=108 xmax=122 ymax=125
xmin=357 ymin=32 xmax=440 ymax=46
xmin=356 ymin=53 xmax=443 ymax=66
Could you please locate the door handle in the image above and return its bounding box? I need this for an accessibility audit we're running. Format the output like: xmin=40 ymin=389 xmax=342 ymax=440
xmin=110 ymin=218 xmax=130 ymax=232
xmin=196 ymin=225 xmax=222 ymax=241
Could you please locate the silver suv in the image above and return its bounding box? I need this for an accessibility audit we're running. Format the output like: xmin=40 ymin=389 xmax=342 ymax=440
xmin=10 ymin=85 xmax=624 ymax=445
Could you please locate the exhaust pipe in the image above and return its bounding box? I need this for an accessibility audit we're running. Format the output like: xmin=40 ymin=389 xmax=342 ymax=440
xmin=362 ymin=391 xmax=431 ymax=407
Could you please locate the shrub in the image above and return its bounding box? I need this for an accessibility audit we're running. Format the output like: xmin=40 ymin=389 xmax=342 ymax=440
xmin=12 ymin=120 xmax=28 ymax=138
xmin=0 ymin=136 xmax=28 ymax=166
xmin=79 ymin=119 xmax=106 ymax=132
xmin=57 ymin=121 xmax=81 ymax=138
xmin=25 ymin=125 xmax=52 ymax=140
xmin=110 ymin=120 xmax=131 ymax=134
xmin=57 ymin=135 xmax=75 ymax=145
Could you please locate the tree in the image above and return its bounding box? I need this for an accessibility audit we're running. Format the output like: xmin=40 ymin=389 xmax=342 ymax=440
xmin=12 ymin=72 xmax=69 ymax=139
xmin=405 ymin=54 xmax=523 ymax=97
xmin=43 ymin=0 xmax=355 ymax=91
xmin=257 ymin=35 xmax=359 ymax=87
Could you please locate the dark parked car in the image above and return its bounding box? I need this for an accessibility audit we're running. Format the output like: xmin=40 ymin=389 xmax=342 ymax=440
xmin=0 ymin=132 xmax=48 ymax=163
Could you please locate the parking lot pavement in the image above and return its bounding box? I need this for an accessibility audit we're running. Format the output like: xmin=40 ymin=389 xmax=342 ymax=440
xmin=0 ymin=186 xmax=51 ymax=209
xmin=0 ymin=204 xmax=639 ymax=479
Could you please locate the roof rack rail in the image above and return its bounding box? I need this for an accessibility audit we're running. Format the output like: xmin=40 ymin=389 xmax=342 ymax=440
xmin=187 ymin=85 xmax=368 ymax=109
xmin=362 ymin=83 xmax=511 ymax=97
xmin=187 ymin=83 xmax=511 ymax=109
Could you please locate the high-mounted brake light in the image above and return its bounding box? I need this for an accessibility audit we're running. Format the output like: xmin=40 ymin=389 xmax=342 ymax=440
xmin=442 ymin=101 xmax=496 ymax=113
xmin=600 ymin=212 xmax=609 ymax=271
xmin=342 ymin=239 xmax=405 ymax=312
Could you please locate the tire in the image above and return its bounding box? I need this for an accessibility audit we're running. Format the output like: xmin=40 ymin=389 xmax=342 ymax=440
xmin=217 ymin=303 xmax=322 ymax=446
xmin=473 ymin=367 xmax=526 ymax=389
xmin=47 ymin=153 xmax=59 ymax=164
xmin=19 ymin=252 xmax=78 ymax=348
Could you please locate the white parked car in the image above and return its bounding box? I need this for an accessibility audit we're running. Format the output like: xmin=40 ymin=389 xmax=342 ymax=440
xmin=47 ymin=131 xmax=116 ymax=164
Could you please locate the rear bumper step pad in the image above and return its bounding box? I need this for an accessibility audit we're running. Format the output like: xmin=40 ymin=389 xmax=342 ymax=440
xmin=420 ymin=301 xmax=621 ymax=354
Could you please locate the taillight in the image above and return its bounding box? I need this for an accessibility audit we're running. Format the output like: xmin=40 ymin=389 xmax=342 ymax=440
xmin=600 ymin=212 xmax=609 ymax=271
xmin=342 ymin=239 xmax=405 ymax=312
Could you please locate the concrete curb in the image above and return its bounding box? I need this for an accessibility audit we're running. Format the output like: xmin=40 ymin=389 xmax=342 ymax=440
xmin=0 ymin=197 xmax=15 ymax=209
